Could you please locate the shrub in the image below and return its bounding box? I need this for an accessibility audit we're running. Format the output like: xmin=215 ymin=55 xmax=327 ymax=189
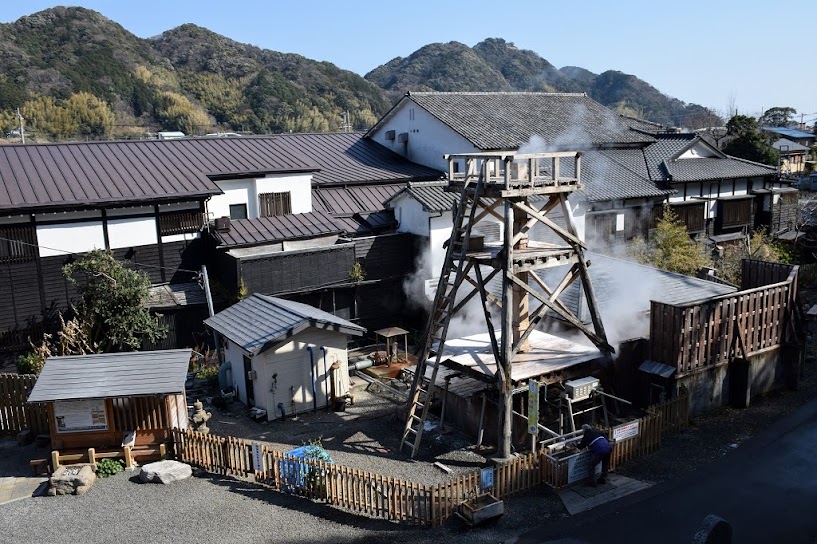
xmin=96 ymin=458 xmax=124 ymax=478
xmin=17 ymin=351 xmax=45 ymax=375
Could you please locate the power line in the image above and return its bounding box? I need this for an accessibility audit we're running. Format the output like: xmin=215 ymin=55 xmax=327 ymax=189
xmin=0 ymin=235 xmax=201 ymax=276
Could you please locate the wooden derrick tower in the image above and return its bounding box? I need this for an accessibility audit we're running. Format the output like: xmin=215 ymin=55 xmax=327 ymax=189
xmin=400 ymin=151 xmax=614 ymax=458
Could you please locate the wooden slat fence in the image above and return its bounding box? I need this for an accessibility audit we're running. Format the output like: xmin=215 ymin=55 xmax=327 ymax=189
xmin=0 ymin=373 xmax=48 ymax=435
xmin=171 ymin=394 xmax=689 ymax=527
xmin=650 ymin=260 xmax=798 ymax=374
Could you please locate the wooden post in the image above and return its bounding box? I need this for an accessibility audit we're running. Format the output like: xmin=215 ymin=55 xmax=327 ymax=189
xmin=123 ymin=445 xmax=134 ymax=469
xmin=87 ymin=448 xmax=96 ymax=469
xmin=499 ymin=199 xmax=514 ymax=459
xmin=51 ymin=450 xmax=60 ymax=471
xmin=159 ymin=443 xmax=167 ymax=460
xmin=476 ymin=393 xmax=487 ymax=448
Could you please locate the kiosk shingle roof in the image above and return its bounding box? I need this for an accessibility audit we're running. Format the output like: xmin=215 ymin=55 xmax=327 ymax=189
xmin=28 ymin=349 xmax=191 ymax=402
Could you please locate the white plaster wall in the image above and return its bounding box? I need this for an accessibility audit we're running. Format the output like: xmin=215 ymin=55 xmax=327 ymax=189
xmin=36 ymin=221 xmax=105 ymax=257
xmin=254 ymin=327 xmax=351 ymax=419
xmin=369 ymin=101 xmax=479 ymax=171
xmin=162 ymin=231 xmax=200 ymax=244
xmin=392 ymin=195 xmax=431 ymax=236
xmin=209 ymin=173 xmax=313 ymax=220
xmin=107 ymin=217 xmax=158 ymax=249
xmin=224 ymin=340 xmax=249 ymax=404
xmin=429 ymin=212 xmax=453 ymax=276
xmin=256 ymin=174 xmax=312 ymax=214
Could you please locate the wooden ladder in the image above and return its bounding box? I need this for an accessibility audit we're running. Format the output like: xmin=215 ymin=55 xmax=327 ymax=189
xmin=400 ymin=163 xmax=486 ymax=458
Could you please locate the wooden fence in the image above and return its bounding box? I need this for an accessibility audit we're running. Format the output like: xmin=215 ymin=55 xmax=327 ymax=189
xmin=0 ymin=373 xmax=48 ymax=435
xmin=171 ymin=394 xmax=689 ymax=527
xmin=650 ymin=260 xmax=798 ymax=375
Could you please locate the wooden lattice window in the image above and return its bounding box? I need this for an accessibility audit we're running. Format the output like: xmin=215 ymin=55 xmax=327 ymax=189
xmin=0 ymin=224 xmax=37 ymax=263
xmin=669 ymin=202 xmax=706 ymax=233
xmin=259 ymin=192 xmax=292 ymax=217
xmin=158 ymin=211 xmax=203 ymax=236
xmin=719 ymin=198 xmax=753 ymax=228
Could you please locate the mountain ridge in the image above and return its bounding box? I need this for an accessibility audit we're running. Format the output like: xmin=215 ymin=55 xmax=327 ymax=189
xmin=0 ymin=8 xmax=720 ymax=141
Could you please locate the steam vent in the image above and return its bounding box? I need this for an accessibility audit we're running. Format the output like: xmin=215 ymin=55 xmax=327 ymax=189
xmin=402 ymin=151 xmax=612 ymax=458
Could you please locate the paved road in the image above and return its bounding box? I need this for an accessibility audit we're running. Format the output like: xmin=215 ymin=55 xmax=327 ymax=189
xmin=515 ymin=399 xmax=817 ymax=544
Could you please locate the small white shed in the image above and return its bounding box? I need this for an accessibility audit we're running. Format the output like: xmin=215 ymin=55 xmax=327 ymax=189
xmin=205 ymin=294 xmax=365 ymax=420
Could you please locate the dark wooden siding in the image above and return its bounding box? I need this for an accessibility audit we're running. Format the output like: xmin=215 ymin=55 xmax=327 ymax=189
xmin=353 ymin=233 xmax=417 ymax=281
xmin=240 ymin=245 xmax=355 ymax=295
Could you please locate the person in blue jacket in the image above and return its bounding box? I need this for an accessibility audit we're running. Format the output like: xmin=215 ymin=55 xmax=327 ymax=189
xmin=577 ymin=423 xmax=612 ymax=486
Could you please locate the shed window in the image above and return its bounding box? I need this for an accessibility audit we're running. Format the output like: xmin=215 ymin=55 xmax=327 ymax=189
xmin=158 ymin=211 xmax=203 ymax=236
xmin=669 ymin=202 xmax=706 ymax=233
xmin=229 ymin=204 xmax=248 ymax=220
xmin=259 ymin=192 xmax=292 ymax=217
xmin=0 ymin=224 xmax=37 ymax=263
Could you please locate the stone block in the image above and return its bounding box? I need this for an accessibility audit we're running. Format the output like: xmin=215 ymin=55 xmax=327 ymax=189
xmin=48 ymin=464 xmax=97 ymax=496
xmin=139 ymin=460 xmax=192 ymax=484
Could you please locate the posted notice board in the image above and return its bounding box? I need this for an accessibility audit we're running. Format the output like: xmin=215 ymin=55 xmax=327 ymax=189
xmin=54 ymin=399 xmax=108 ymax=433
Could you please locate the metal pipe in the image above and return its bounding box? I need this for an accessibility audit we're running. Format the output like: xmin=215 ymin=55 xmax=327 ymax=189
xmin=320 ymin=346 xmax=330 ymax=411
xmin=348 ymin=359 xmax=374 ymax=372
xmin=307 ymin=346 xmax=317 ymax=413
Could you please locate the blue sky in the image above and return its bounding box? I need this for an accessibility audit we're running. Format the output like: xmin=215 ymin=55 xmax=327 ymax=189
xmin=2 ymin=1 xmax=811 ymax=123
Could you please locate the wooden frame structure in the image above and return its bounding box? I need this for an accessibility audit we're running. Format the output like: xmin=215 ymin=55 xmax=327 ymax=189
xmin=401 ymin=151 xmax=613 ymax=458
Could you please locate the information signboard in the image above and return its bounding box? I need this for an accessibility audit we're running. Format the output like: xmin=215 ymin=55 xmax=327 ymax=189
xmin=566 ymin=451 xmax=601 ymax=484
xmin=54 ymin=399 xmax=107 ymax=433
xmin=252 ymin=443 xmax=265 ymax=473
xmin=528 ymin=381 xmax=539 ymax=435
xmin=613 ymin=420 xmax=640 ymax=442
xmin=480 ymin=467 xmax=494 ymax=491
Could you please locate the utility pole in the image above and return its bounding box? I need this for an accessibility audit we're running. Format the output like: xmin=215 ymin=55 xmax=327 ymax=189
xmin=16 ymin=108 xmax=25 ymax=144
xmin=201 ymin=265 xmax=222 ymax=364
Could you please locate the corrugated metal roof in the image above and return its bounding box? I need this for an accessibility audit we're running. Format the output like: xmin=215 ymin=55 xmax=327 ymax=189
xmin=275 ymin=132 xmax=442 ymax=185
xmin=762 ymin=126 xmax=815 ymax=140
xmin=28 ymin=349 xmax=191 ymax=402
xmin=772 ymin=138 xmax=810 ymax=153
xmin=0 ymin=136 xmax=319 ymax=212
xmin=313 ymin=184 xmax=404 ymax=214
xmin=401 ymin=92 xmax=654 ymax=150
xmin=205 ymin=294 xmax=365 ymax=355
xmin=385 ymin=181 xmax=458 ymax=212
xmin=214 ymin=212 xmax=343 ymax=248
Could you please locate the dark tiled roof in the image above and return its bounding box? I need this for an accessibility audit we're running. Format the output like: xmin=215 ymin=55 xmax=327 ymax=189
xmin=275 ymin=132 xmax=441 ymax=185
xmin=558 ymin=149 xmax=674 ymax=202
xmin=214 ymin=212 xmax=343 ymax=248
xmin=643 ymin=136 xmax=697 ymax=180
xmin=0 ymin=137 xmax=319 ymax=212
xmin=385 ymin=181 xmax=458 ymax=212
xmin=28 ymin=349 xmax=190 ymax=402
xmin=663 ymin=156 xmax=776 ymax=182
xmin=620 ymin=115 xmax=667 ymax=134
xmin=403 ymin=92 xmax=654 ymax=150
xmin=205 ymin=294 xmax=365 ymax=355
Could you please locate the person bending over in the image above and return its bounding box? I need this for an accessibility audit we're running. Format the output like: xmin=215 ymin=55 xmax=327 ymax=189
xmin=578 ymin=423 xmax=612 ymax=486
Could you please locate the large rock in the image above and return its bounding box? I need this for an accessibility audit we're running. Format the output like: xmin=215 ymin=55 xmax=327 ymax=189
xmin=139 ymin=460 xmax=192 ymax=484
xmin=48 ymin=464 xmax=97 ymax=496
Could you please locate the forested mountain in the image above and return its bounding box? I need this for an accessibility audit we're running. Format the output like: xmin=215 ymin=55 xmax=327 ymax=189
xmin=0 ymin=7 xmax=387 ymax=139
xmin=0 ymin=8 xmax=719 ymax=141
xmin=366 ymin=38 xmax=721 ymax=128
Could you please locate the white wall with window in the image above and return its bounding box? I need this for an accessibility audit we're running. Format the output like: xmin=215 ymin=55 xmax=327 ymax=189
xmin=209 ymin=173 xmax=314 ymax=221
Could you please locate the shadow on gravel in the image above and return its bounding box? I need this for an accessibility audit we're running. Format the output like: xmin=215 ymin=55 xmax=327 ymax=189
xmin=204 ymin=473 xmax=424 ymax=537
xmin=0 ymin=441 xmax=43 ymax=478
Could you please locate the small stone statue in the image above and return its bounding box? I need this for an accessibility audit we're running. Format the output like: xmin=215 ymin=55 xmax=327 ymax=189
xmin=191 ymin=399 xmax=212 ymax=434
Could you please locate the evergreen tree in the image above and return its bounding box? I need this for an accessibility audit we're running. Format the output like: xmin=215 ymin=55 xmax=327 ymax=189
xmin=630 ymin=205 xmax=712 ymax=276
xmin=722 ymin=115 xmax=778 ymax=166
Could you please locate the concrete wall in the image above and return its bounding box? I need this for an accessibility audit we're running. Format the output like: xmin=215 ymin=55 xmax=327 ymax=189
xmin=677 ymin=347 xmax=789 ymax=417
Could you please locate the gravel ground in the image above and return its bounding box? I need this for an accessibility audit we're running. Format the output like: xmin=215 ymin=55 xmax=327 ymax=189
xmin=205 ymin=383 xmax=491 ymax=485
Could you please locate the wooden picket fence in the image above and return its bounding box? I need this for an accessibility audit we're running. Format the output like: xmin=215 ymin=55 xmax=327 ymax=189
xmin=0 ymin=373 xmax=48 ymax=435
xmin=171 ymin=393 xmax=689 ymax=527
xmin=650 ymin=260 xmax=798 ymax=375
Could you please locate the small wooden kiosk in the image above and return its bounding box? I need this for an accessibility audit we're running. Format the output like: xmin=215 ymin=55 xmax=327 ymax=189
xmin=27 ymin=349 xmax=190 ymax=470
